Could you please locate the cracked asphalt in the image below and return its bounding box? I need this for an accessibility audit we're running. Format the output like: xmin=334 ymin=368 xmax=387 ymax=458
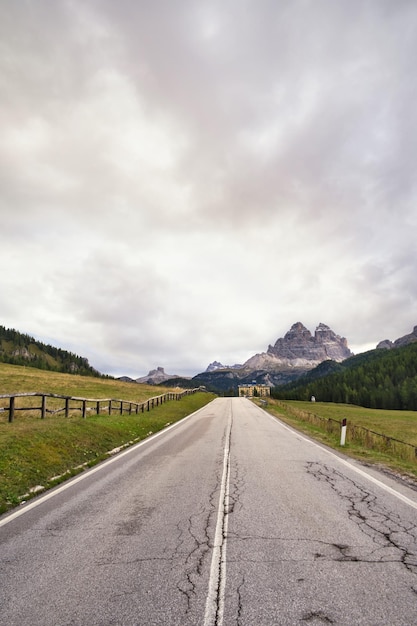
xmin=1 ymin=398 xmax=417 ymax=625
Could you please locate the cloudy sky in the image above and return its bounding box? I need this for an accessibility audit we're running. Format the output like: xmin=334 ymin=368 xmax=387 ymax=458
xmin=1 ymin=0 xmax=417 ymax=378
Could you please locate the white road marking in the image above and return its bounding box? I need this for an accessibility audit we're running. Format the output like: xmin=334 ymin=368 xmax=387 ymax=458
xmin=262 ymin=405 xmax=417 ymax=511
xmin=204 ymin=406 xmax=232 ymax=626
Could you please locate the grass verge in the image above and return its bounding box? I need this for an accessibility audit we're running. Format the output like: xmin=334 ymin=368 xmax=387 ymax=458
xmin=0 ymin=363 xmax=215 ymax=514
xmin=0 ymin=362 xmax=172 ymax=402
xmin=260 ymin=398 xmax=417 ymax=482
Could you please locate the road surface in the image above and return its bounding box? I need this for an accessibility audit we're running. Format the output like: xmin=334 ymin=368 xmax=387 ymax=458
xmin=1 ymin=397 xmax=417 ymax=625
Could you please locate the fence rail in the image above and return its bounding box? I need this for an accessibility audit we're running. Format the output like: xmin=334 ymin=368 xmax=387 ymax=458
xmin=0 ymin=389 xmax=201 ymax=422
xmin=272 ymin=400 xmax=417 ymax=463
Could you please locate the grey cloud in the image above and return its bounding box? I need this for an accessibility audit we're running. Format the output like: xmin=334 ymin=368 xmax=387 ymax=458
xmin=1 ymin=0 xmax=417 ymax=374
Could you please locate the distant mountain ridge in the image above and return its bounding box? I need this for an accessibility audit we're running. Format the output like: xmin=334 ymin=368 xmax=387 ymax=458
xmin=192 ymin=322 xmax=353 ymax=392
xmin=377 ymin=325 xmax=417 ymax=350
xmin=205 ymin=361 xmax=242 ymax=372
xmin=121 ymin=323 xmax=417 ymax=390
xmin=198 ymin=324 xmax=417 ymax=386
xmin=135 ymin=366 xmax=188 ymax=384
xmin=4 ymin=321 xmax=416 ymax=394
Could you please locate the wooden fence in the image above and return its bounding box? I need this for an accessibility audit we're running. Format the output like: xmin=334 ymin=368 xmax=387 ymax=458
xmin=272 ymin=400 xmax=417 ymax=463
xmin=0 ymin=389 xmax=200 ymax=423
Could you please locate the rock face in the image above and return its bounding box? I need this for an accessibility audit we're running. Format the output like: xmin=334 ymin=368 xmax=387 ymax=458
xmin=377 ymin=325 xmax=417 ymax=350
xmin=206 ymin=361 xmax=226 ymax=372
xmin=136 ymin=366 xmax=182 ymax=384
xmin=11 ymin=347 xmax=33 ymax=359
xmin=206 ymin=361 xmax=242 ymax=372
xmin=243 ymin=322 xmax=352 ymax=370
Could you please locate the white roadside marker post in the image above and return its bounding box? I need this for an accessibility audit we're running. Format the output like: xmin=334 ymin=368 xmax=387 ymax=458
xmin=340 ymin=418 xmax=347 ymax=446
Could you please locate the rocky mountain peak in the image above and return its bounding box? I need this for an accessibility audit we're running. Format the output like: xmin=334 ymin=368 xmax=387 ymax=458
xmin=205 ymin=361 xmax=243 ymax=372
xmin=376 ymin=325 xmax=417 ymax=350
xmin=206 ymin=361 xmax=225 ymax=372
xmin=267 ymin=322 xmax=351 ymax=363
xmin=135 ymin=366 xmax=182 ymax=384
xmin=283 ymin=322 xmax=312 ymax=342
xmin=315 ymin=322 xmax=333 ymax=338
xmin=243 ymin=322 xmax=352 ymax=371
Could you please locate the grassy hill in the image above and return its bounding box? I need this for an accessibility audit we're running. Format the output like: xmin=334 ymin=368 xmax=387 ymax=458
xmin=0 ymin=325 xmax=104 ymax=377
xmin=0 ymin=362 xmax=215 ymax=514
xmin=272 ymin=343 xmax=417 ymax=410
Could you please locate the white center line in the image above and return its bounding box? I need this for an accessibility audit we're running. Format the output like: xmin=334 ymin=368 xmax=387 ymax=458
xmin=204 ymin=407 xmax=232 ymax=626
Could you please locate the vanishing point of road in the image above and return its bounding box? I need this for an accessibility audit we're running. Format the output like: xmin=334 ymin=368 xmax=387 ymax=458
xmin=1 ymin=397 xmax=417 ymax=625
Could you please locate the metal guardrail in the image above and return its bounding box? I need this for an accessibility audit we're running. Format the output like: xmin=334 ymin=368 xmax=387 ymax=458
xmin=0 ymin=389 xmax=200 ymax=422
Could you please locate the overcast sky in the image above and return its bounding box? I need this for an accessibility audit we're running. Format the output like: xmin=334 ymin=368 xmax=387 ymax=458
xmin=1 ymin=0 xmax=417 ymax=378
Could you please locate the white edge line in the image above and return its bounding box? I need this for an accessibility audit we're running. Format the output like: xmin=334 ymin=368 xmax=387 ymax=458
xmin=0 ymin=401 xmax=214 ymax=528
xmin=261 ymin=406 xmax=417 ymax=511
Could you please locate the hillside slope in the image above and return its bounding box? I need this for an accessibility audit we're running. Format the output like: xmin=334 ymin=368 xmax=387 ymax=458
xmin=0 ymin=325 xmax=103 ymax=377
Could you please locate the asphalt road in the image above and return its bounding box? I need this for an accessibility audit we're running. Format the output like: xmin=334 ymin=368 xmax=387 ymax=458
xmin=1 ymin=397 xmax=417 ymax=625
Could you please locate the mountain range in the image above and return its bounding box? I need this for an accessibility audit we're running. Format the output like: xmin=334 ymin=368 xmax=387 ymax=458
xmin=2 ymin=321 xmax=416 ymax=395
xmin=154 ymin=322 xmax=417 ymax=393
xmin=190 ymin=322 xmax=353 ymax=391
xmin=134 ymin=322 xmax=351 ymax=386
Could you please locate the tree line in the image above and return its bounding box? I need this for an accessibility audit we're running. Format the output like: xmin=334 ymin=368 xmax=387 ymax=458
xmin=272 ymin=343 xmax=417 ymax=410
xmin=0 ymin=325 xmax=107 ymax=378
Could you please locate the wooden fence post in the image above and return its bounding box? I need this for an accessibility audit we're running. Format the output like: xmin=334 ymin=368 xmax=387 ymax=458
xmin=9 ymin=396 xmax=15 ymax=423
xmin=108 ymin=400 xmax=112 ymax=415
xmin=82 ymin=400 xmax=87 ymax=419
xmin=41 ymin=395 xmax=46 ymax=419
xmin=96 ymin=401 xmax=100 ymax=415
xmin=65 ymin=398 xmax=69 ymax=418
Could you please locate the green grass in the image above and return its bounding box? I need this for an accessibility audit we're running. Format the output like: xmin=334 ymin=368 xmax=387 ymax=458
xmin=0 ymin=362 xmax=167 ymax=401
xmin=262 ymin=398 xmax=417 ymax=479
xmin=286 ymin=400 xmax=417 ymax=445
xmin=0 ymin=363 xmax=215 ymax=514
